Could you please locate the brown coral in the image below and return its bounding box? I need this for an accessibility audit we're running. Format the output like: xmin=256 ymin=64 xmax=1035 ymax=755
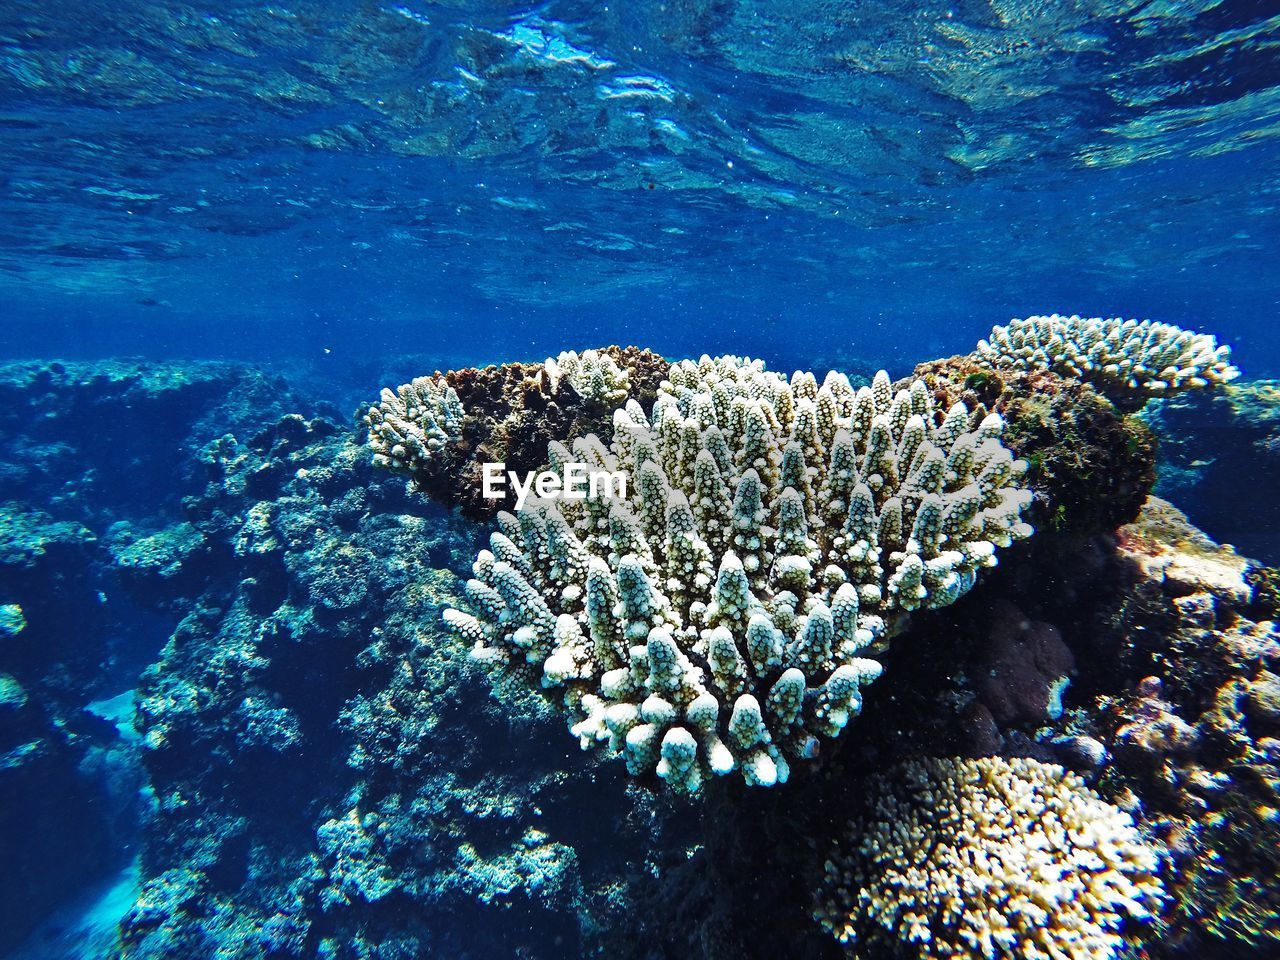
xmin=368 ymin=346 xmax=668 ymax=521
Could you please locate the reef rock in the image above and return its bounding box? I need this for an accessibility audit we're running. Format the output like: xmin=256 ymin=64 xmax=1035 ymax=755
xmin=906 ymin=355 xmax=1157 ymax=535
xmin=973 ymin=599 xmax=1075 ymax=725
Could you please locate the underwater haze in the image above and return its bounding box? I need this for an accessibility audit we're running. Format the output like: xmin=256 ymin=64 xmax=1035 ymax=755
xmin=2 ymin=3 xmax=1280 ymax=960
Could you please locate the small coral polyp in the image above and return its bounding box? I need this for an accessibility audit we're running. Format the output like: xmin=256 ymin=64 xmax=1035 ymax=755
xmin=975 ymin=314 xmax=1238 ymax=406
xmin=445 ymin=355 xmax=1033 ymax=794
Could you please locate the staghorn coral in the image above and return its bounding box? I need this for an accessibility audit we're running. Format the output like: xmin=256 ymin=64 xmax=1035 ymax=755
xmin=907 ymin=356 xmax=1156 ymax=534
xmin=815 ymin=756 xmax=1165 ymax=960
xmin=364 ymin=375 xmax=464 ymax=477
xmin=364 ymin=346 xmax=668 ymax=521
xmin=544 ymin=348 xmax=631 ymax=405
xmin=445 ymin=356 xmax=1033 ymax=794
xmin=975 ymin=314 xmax=1238 ymax=409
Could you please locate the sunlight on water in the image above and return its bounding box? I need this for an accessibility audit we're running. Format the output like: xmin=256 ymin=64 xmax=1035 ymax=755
xmin=0 ymin=0 xmax=1276 ymax=366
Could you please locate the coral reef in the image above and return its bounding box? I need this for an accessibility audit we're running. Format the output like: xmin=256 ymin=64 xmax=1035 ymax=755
xmin=1087 ymin=500 xmax=1280 ymax=950
xmin=0 ymin=503 xmax=115 ymax=736
xmin=0 ymin=602 xmax=24 ymax=637
xmin=0 ymin=503 xmax=131 ymax=955
xmin=5 ymin=349 xmax=1277 ymax=960
xmin=448 ymin=356 xmax=1033 ymax=793
xmin=974 ymin=314 xmax=1238 ymax=409
xmin=0 ymin=359 xmax=320 ymax=524
xmin=907 ymin=355 xmax=1157 ymax=534
xmin=364 ymin=345 xmax=669 ymax=521
xmin=363 ymin=375 xmax=464 ymax=478
xmin=0 ymin=359 xmax=332 ymax=955
xmin=118 ymin=398 xmax=655 ymax=959
xmin=814 ymin=756 xmax=1164 ymax=959
xmin=107 ymin=521 xmax=208 ymax=600
xmin=880 ymin=496 xmax=1279 ymax=955
xmin=586 ymin=494 xmax=1277 ymax=960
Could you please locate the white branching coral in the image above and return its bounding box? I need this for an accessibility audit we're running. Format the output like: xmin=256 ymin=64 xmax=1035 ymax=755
xmin=363 ymin=376 xmax=464 ymax=474
xmin=444 ymin=356 xmax=1033 ymax=794
xmin=815 ymin=756 xmax=1165 ymax=960
xmin=975 ymin=314 xmax=1238 ymax=404
xmin=544 ymin=348 xmax=630 ymax=405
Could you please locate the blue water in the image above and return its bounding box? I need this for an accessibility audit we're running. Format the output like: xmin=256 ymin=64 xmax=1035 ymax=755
xmin=2 ymin=3 xmax=1280 ymax=960
xmin=1 ymin=0 xmax=1277 ymax=373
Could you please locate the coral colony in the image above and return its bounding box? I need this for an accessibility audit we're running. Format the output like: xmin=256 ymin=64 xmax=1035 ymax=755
xmin=445 ymin=357 xmax=1034 ymax=792
xmin=814 ymin=757 xmax=1166 ymax=960
xmin=349 ymin=316 xmax=1260 ymax=958
xmin=974 ymin=314 xmax=1239 ymax=408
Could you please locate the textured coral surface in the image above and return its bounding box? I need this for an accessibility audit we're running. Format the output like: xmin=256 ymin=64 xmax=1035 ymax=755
xmin=815 ymin=756 xmax=1164 ymax=959
xmin=975 ymin=314 xmax=1238 ymax=409
xmin=448 ymin=356 xmax=1033 ymax=793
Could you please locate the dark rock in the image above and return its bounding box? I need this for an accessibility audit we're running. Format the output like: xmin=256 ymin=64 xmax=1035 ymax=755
xmin=973 ymin=599 xmax=1075 ymax=726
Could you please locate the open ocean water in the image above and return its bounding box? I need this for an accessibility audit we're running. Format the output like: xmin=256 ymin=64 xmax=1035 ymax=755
xmin=1 ymin=2 xmax=1278 ymax=959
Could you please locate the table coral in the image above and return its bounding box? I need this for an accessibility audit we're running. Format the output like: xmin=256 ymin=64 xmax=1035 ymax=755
xmin=446 ymin=356 xmax=1033 ymax=793
xmin=974 ymin=314 xmax=1238 ymax=409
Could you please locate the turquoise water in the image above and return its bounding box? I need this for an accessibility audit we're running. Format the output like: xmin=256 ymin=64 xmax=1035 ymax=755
xmin=1 ymin=3 xmax=1278 ymax=960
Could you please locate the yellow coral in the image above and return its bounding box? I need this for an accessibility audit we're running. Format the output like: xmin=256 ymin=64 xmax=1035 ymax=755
xmin=815 ymin=756 xmax=1165 ymax=959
